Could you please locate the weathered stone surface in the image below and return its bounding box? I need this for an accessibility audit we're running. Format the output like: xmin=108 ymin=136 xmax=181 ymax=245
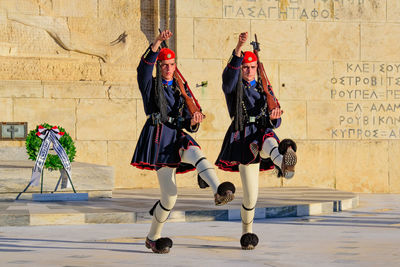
xmin=85 ymin=212 xmax=136 ymax=224
xmin=177 ymin=59 xmax=224 ymax=100
xmin=32 ymin=193 xmax=88 ymax=201
xmin=195 ymin=99 xmax=231 ymax=141
xmin=176 ymin=0 xmax=222 ymax=18
xmin=14 ymin=98 xmax=76 ymax=139
xmin=0 ymin=10 xmax=9 ymax=43
xmin=0 ymin=0 xmax=39 ymax=15
xmin=251 ymin=20 xmax=306 ymax=61
xmin=223 ymin=0 xmax=323 ymax=21
xmin=358 ymin=101 xmax=400 ymax=138
xmin=308 ymin=100 xmax=400 ymax=140
xmin=275 ymin=100 xmax=307 ymax=140
xmin=280 ymin=61 xmax=333 ymax=100
xmin=74 ymin=141 xmax=108 ymax=165
xmin=76 ymin=99 xmax=136 ymax=141
xmin=0 ymin=141 xmax=25 ymax=148
xmin=194 ymin=18 xmax=250 ymax=59
xmin=0 ymin=213 xmax=30 ymax=227
xmin=335 ymin=141 xmax=389 ymax=193
xmin=307 ymin=101 xmax=363 ymax=140
xmin=258 ymin=170 xmax=282 ymax=190
xmin=40 ymin=59 xmax=101 ymax=81
xmin=387 ymin=0 xmax=400 ymax=22
xmin=30 ymin=213 xmax=85 ymax=226
xmin=136 ymin=100 xmax=147 ymax=140
xmin=0 ymin=80 xmax=43 ymax=97
xmin=107 ymin=83 xmax=141 ymax=99
xmin=67 ymin=16 xmax=146 ymax=65
xmin=307 ymin=22 xmax=360 ymax=61
xmin=0 ymin=57 xmax=41 ymax=80
xmin=334 ymin=0 xmax=386 ymax=22
xmin=283 ymin=141 xmax=335 ymax=189
xmin=333 ymin=61 xmax=386 ymax=93
xmin=100 ymin=63 xmax=138 ymax=83
xmin=7 ymin=20 xmax=67 ymax=57
xmin=0 ymin=147 xmax=28 ymax=160
xmin=388 ymin=140 xmax=400 ymax=193
xmin=361 ymin=23 xmax=400 ymax=61
xmin=0 ymin=98 xmax=13 ymax=121
xmin=107 ymin=141 xmax=159 ymax=189
xmin=0 ymin=0 xmax=399 ymax=193
xmin=51 ymin=0 xmax=98 ymax=18
xmin=98 ymin=0 xmax=141 ymax=20
xmin=44 ymin=81 xmax=107 ymax=99
xmin=0 ymin=160 xmax=114 ymax=195
xmin=176 ymin=18 xmax=194 ymax=59
xmin=221 ymin=0 xmax=385 ymax=22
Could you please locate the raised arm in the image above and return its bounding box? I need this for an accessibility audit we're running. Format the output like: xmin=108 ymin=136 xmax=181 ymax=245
xmin=222 ymin=32 xmax=248 ymax=94
xmin=137 ymin=30 xmax=173 ymax=102
xmin=151 ymin=30 xmax=173 ymax=53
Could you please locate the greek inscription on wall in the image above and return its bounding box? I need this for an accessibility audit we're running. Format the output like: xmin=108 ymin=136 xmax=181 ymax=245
xmin=330 ymin=62 xmax=400 ymax=139
xmin=223 ymin=0 xmax=380 ymax=21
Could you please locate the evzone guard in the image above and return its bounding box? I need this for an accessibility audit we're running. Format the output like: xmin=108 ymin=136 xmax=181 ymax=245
xmin=131 ymin=30 xmax=236 ymax=254
xmin=215 ymin=32 xmax=297 ymax=250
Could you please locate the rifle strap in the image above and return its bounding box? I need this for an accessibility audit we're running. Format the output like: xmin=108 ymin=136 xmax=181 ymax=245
xmin=155 ymin=62 xmax=169 ymax=123
xmin=234 ymin=71 xmax=245 ymax=132
xmin=174 ymin=73 xmax=198 ymax=115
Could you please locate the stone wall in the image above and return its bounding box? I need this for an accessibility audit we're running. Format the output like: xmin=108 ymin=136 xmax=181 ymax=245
xmin=0 ymin=0 xmax=151 ymax=189
xmin=1 ymin=0 xmax=399 ymax=193
xmin=174 ymin=0 xmax=400 ymax=193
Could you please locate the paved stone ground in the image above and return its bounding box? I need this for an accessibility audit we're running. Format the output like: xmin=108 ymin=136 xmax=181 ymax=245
xmin=1 ymin=194 xmax=399 ymax=266
xmin=0 ymin=187 xmax=358 ymax=226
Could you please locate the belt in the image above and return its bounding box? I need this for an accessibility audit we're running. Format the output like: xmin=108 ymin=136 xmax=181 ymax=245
xmin=248 ymin=116 xmax=257 ymax=123
xmin=231 ymin=115 xmax=263 ymax=123
xmin=148 ymin=113 xmax=185 ymax=128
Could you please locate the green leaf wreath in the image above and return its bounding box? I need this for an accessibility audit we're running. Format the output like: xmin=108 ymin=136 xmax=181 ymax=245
xmin=25 ymin=123 xmax=76 ymax=170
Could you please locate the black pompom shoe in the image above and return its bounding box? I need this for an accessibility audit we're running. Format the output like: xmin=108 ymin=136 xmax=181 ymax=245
xmin=145 ymin=237 xmax=173 ymax=254
xmin=240 ymin=233 xmax=259 ymax=250
xmin=278 ymin=139 xmax=297 ymax=179
xmin=214 ymin=182 xmax=236 ymax=206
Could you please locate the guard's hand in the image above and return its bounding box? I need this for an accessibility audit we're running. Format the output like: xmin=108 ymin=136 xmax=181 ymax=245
xmin=157 ymin=30 xmax=173 ymax=42
xmin=152 ymin=30 xmax=173 ymax=52
xmin=269 ymin=107 xmax=283 ymax=120
xmin=191 ymin=111 xmax=203 ymax=125
xmin=235 ymin=32 xmax=248 ymax=56
xmin=238 ymin=32 xmax=248 ymax=46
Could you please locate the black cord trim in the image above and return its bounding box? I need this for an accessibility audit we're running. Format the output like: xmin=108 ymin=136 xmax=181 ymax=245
xmin=195 ymin=157 xmax=207 ymax=167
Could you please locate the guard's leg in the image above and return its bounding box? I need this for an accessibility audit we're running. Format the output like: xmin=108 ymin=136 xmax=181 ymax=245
xmin=146 ymin=167 xmax=177 ymax=254
xmin=180 ymin=146 xmax=235 ymax=205
xmin=239 ymin=163 xmax=260 ymax=250
xmin=260 ymin=137 xmax=297 ymax=179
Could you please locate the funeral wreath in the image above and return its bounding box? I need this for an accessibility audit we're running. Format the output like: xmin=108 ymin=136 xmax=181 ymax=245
xmin=26 ymin=123 xmax=76 ymax=170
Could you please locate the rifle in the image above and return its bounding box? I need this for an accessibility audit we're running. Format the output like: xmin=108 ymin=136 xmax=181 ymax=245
xmin=250 ymin=34 xmax=280 ymax=113
xmin=158 ymin=29 xmax=204 ymax=117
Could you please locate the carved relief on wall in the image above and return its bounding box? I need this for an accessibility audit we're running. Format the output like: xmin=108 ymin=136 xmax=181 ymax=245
xmin=1 ymin=0 xmax=128 ymax=63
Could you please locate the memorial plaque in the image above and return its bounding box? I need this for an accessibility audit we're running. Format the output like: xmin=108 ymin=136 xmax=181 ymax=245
xmin=0 ymin=122 xmax=27 ymax=140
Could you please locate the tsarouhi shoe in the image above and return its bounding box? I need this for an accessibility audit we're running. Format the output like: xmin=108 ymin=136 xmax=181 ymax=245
xmin=240 ymin=233 xmax=259 ymax=250
xmin=145 ymin=237 xmax=173 ymax=254
xmin=214 ymin=182 xmax=236 ymax=206
xmin=279 ymin=139 xmax=297 ymax=179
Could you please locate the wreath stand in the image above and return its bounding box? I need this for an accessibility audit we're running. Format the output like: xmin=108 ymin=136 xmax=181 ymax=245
xmin=15 ymin=166 xmax=84 ymax=201
xmin=16 ymin=123 xmax=88 ymax=201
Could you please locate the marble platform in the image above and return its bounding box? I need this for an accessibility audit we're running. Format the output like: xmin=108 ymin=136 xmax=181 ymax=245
xmin=0 ymin=148 xmax=114 ymax=200
xmin=0 ymin=187 xmax=359 ymax=227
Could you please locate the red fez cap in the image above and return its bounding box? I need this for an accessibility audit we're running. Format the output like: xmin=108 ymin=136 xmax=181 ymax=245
xmin=158 ymin=48 xmax=175 ymax=61
xmin=243 ymin=51 xmax=257 ymax=64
